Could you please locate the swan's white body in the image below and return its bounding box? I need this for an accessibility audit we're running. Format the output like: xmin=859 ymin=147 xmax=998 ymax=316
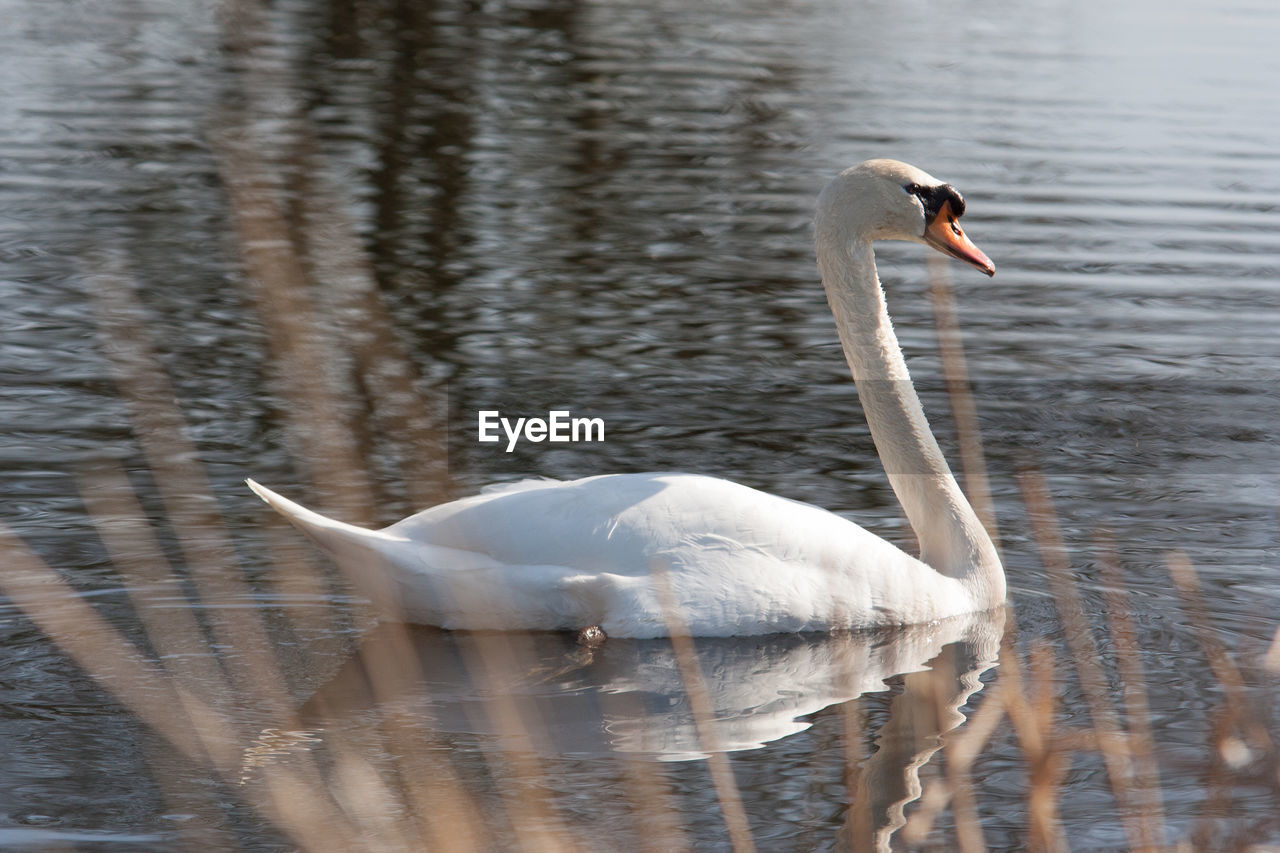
xmin=249 ymin=159 xmax=1005 ymax=638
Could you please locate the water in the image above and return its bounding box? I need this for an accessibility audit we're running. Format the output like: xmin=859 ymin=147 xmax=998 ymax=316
xmin=1 ymin=0 xmax=1278 ymax=848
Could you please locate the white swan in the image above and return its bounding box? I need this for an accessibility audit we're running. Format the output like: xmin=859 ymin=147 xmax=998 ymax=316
xmin=248 ymin=159 xmax=1004 ymax=638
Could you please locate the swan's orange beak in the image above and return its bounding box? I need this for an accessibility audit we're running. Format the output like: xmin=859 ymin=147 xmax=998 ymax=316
xmin=924 ymin=201 xmax=995 ymax=277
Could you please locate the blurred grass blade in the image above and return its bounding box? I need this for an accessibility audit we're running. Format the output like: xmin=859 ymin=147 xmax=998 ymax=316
xmin=651 ymin=559 xmax=757 ymax=853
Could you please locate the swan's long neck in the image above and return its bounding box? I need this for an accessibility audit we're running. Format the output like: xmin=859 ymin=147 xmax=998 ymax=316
xmin=816 ymin=234 xmax=1002 ymax=602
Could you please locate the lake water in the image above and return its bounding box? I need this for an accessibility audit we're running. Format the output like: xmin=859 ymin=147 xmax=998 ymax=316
xmin=1 ymin=0 xmax=1278 ymax=849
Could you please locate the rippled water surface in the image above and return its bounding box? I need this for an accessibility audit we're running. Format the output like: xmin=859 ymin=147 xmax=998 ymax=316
xmin=2 ymin=0 xmax=1279 ymax=849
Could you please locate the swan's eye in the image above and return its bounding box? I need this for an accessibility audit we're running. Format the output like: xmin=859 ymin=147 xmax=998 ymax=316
xmin=903 ymin=182 xmax=922 ymax=196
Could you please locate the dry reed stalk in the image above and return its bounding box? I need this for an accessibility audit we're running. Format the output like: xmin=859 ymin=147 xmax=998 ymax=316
xmin=141 ymin=733 xmax=243 ymax=849
xmin=609 ymin=717 xmax=692 ymax=853
xmin=217 ymin=0 xmax=449 ymax=511
xmin=952 ymin=687 xmax=1005 ymax=852
xmin=339 ymin=623 xmax=490 ymax=848
xmin=255 ymin=511 xmax=491 ymax=847
xmin=992 ymin=621 xmax=1068 ymax=853
xmin=1267 ymin=518 xmax=1280 ymax=675
xmin=1096 ymin=531 xmax=1167 ymax=849
xmin=892 ymin=667 xmax=963 ymax=846
xmin=0 ymin=524 xmax=218 ymax=765
xmin=0 ymin=521 xmax=378 ymax=849
xmin=1193 ymin=707 xmax=1242 ymax=851
xmin=79 ymin=463 xmax=237 ymax=721
xmin=588 ymin=685 xmax=689 ymax=851
xmin=209 ymin=128 xmax=379 ymax=529
xmin=269 ymin=634 xmax=493 ymax=853
xmin=260 ymin=519 xmax=493 ymax=845
xmin=921 ymin=253 xmax=1003 ymax=850
xmin=1166 ymin=551 xmax=1276 ymax=848
xmin=16 ymin=494 xmax=419 ymax=850
xmin=261 ymin=521 xmax=343 ymax=643
xmin=837 ymin=696 xmax=874 ymax=851
xmin=85 ymin=297 xmax=416 ymax=844
xmin=931 ymin=649 xmax=1000 ymax=853
xmin=456 ymin=631 xmax=585 ymax=853
xmin=322 ymin=730 xmax=422 ymax=849
xmin=1019 ymin=469 xmax=1153 ymax=850
xmin=250 ymin=754 xmax=370 ymax=852
xmin=88 ymin=258 xmax=300 ymax=719
xmin=85 ymin=462 xmax=432 ymax=846
xmin=288 ymin=140 xmax=452 ymax=511
xmin=1265 ymin=625 xmax=1280 ymax=674
xmin=839 ymin=646 xmax=981 ymax=851
xmin=1026 ymin=642 xmax=1070 ymax=853
xmin=901 ymin=680 xmax=1005 ymax=850
xmin=650 ymin=559 xmax=757 ymax=853
xmin=371 ymin=707 xmax=494 ymax=853
xmin=928 ymin=254 xmax=998 ymax=545
xmin=84 ymin=236 xmax=482 ymax=846
xmin=1167 ymin=552 xmax=1271 ymax=750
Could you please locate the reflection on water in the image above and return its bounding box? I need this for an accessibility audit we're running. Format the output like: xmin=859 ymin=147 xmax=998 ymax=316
xmin=233 ymin=612 xmax=1003 ymax=849
xmin=1 ymin=0 xmax=1279 ymax=848
xmin=282 ymin=612 xmax=1001 ymax=763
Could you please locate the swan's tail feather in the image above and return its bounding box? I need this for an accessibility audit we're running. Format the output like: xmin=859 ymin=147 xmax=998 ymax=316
xmin=245 ymin=479 xmax=403 ymax=567
xmin=247 ymin=480 xmax=511 ymax=625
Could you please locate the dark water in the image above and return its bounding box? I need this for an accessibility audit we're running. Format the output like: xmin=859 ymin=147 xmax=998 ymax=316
xmin=2 ymin=0 xmax=1279 ymax=848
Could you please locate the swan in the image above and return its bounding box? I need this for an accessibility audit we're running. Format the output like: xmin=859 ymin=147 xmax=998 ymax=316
xmin=248 ymin=159 xmax=1004 ymax=638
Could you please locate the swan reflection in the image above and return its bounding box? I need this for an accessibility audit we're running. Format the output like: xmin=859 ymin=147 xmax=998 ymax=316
xmin=291 ymin=608 xmax=1003 ymax=765
xmin=838 ymin=608 xmax=1004 ymax=851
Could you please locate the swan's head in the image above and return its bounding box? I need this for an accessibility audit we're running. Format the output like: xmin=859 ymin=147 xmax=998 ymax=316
xmin=816 ymin=159 xmax=995 ymax=277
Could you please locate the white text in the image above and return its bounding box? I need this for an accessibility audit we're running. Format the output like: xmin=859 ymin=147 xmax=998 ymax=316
xmin=477 ymin=410 xmax=605 ymax=452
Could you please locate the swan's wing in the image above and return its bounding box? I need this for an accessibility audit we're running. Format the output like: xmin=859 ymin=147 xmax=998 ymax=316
xmin=380 ymin=472 xmax=957 ymax=635
xmin=387 ymin=472 xmax=886 ymax=576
